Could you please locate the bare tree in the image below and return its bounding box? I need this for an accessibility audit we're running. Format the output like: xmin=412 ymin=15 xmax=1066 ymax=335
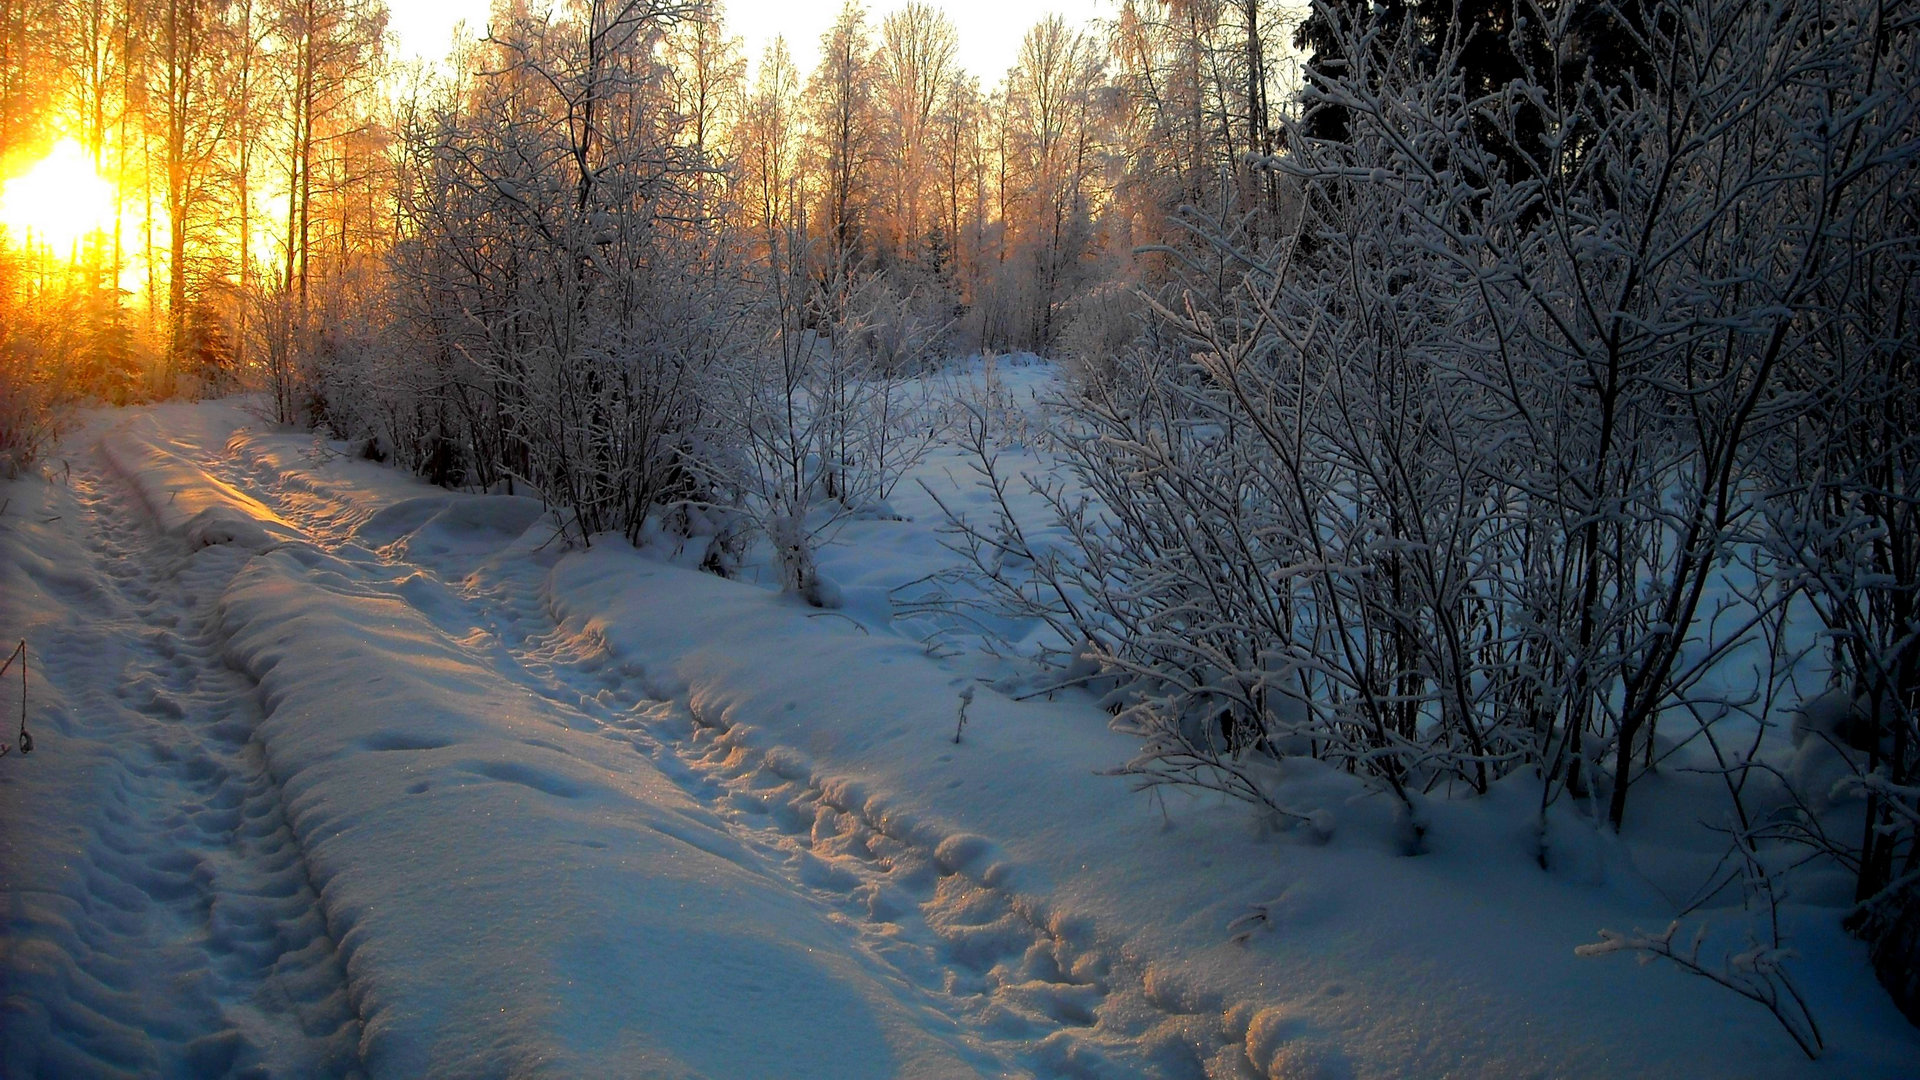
xmin=873 ymin=2 xmax=958 ymax=265
xmin=272 ymin=0 xmax=386 ymax=303
xmin=803 ymin=1 xmax=876 ymax=326
xmin=994 ymin=15 xmax=1107 ymax=351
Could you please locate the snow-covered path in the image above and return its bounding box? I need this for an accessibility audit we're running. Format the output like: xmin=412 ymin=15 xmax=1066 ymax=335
xmin=3 ymin=410 xmax=995 ymax=1076
xmin=213 ymin=416 xmax=1180 ymax=1075
xmin=1 ymin=442 xmax=360 ymax=1076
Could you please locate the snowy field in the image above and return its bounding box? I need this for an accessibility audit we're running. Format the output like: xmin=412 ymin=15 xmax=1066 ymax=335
xmin=2 ymin=362 xmax=1916 ymax=1078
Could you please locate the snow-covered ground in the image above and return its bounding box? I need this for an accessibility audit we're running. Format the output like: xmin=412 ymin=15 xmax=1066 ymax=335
xmin=2 ymin=365 xmax=1915 ymax=1078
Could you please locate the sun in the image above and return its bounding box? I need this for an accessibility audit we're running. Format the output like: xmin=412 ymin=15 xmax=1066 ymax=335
xmin=0 ymin=140 xmax=118 ymax=255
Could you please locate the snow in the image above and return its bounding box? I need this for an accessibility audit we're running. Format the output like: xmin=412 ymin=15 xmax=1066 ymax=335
xmin=215 ymin=540 xmax=979 ymax=1078
xmin=99 ymin=411 xmax=301 ymax=552
xmin=3 ymin=376 xmax=1916 ymax=1077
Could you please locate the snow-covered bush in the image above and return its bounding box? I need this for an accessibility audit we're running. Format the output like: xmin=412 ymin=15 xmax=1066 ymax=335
xmin=1758 ymin=156 xmax=1920 ymax=1019
xmin=0 ymin=250 xmax=138 ymax=474
xmin=1062 ymin=196 xmax=1525 ymax=815
xmin=843 ymin=273 xmax=956 ymax=376
xmin=370 ymin=0 xmax=739 ymax=542
xmin=936 ymin=0 xmax=1919 ymax=915
xmin=0 ymin=334 xmax=59 ymax=479
xmin=0 ymin=258 xmax=67 ymax=477
xmin=248 ymin=279 xmax=310 ymax=428
xmin=702 ymin=230 xmax=940 ymax=605
xmin=1055 ymin=280 xmax=1148 ymax=388
xmin=1073 ymin=0 xmax=1918 ymax=1035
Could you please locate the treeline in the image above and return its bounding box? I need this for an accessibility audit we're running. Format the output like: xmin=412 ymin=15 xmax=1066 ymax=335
xmin=0 ymin=0 xmax=1310 ymax=473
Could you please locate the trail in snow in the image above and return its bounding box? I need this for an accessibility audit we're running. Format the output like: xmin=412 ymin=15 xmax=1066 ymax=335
xmin=216 ymin=427 xmax=1201 ymax=1078
xmin=1 ymin=449 xmax=361 ymax=1078
xmin=477 ymin=594 xmax=1156 ymax=1076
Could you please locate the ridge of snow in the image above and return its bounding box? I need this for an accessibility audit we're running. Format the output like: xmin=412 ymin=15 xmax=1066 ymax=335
xmin=98 ymin=413 xmax=299 ymax=551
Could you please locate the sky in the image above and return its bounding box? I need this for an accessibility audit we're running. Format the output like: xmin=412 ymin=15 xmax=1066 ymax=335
xmin=386 ymin=0 xmax=1112 ymax=85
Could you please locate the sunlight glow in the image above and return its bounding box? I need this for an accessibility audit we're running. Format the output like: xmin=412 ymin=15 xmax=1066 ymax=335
xmin=0 ymin=140 xmax=118 ymax=256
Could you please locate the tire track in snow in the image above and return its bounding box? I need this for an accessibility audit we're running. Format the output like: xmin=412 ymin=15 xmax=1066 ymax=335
xmin=1 ymin=452 xmax=364 ymax=1079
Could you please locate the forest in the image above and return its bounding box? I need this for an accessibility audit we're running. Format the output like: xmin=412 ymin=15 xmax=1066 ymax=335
xmin=0 ymin=0 xmax=1915 ymax=1051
